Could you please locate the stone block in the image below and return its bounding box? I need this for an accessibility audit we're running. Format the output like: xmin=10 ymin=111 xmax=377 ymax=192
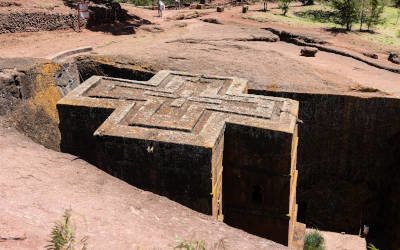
xmin=300 ymin=47 xmax=318 ymax=57
xmin=57 ymin=70 xmax=300 ymax=246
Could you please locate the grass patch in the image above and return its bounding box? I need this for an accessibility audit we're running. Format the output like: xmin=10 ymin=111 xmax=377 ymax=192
xmin=46 ymin=209 xmax=88 ymax=250
xmin=367 ymin=243 xmax=380 ymax=250
xmin=245 ymin=3 xmax=400 ymax=48
xmin=294 ymin=8 xmax=336 ymax=23
xmin=361 ymin=6 xmax=400 ymax=47
xmin=304 ymin=230 xmax=325 ymax=250
xmin=245 ymin=4 xmax=338 ymax=28
xmin=175 ymin=239 xmax=206 ymax=250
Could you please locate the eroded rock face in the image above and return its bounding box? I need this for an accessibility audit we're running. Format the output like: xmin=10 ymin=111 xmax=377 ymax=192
xmin=254 ymin=89 xmax=400 ymax=250
xmin=0 ymin=55 xmax=156 ymax=151
xmin=0 ymin=69 xmax=30 ymax=115
xmin=0 ymin=58 xmax=43 ymax=115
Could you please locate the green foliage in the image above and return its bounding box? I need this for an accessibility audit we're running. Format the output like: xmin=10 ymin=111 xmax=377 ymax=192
xmin=46 ymin=209 xmax=88 ymax=250
xmin=278 ymin=0 xmax=292 ymax=15
xmin=175 ymin=239 xmax=206 ymax=250
xmin=115 ymin=0 xmax=193 ymax=6
xmin=300 ymin=0 xmax=314 ymax=5
xmin=367 ymin=243 xmax=379 ymax=250
xmin=46 ymin=210 xmax=75 ymax=250
xmin=294 ymin=8 xmax=336 ymax=23
xmin=304 ymin=230 xmax=325 ymax=250
xmin=365 ymin=0 xmax=387 ymax=30
xmin=331 ymin=0 xmax=361 ymax=30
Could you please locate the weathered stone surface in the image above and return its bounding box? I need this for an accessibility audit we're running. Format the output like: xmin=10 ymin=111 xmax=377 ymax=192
xmin=363 ymin=52 xmax=378 ymax=59
xmin=0 ymin=58 xmax=42 ymax=115
xmin=57 ymin=70 xmax=300 ymax=246
xmin=255 ymin=89 xmax=400 ymax=250
xmin=300 ymin=47 xmax=318 ymax=57
xmin=0 ymin=1 xmax=21 ymax=7
xmin=195 ymin=4 xmax=205 ymax=9
xmin=217 ymin=6 xmax=224 ymax=12
xmin=202 ymin=18 xmax=222 ymax=24
xmin=0 ymin=12 xmax=75 ymax=34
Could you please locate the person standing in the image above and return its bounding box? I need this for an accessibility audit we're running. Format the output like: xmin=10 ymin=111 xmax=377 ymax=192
xmin=175 ymin=0 xmax=181 ymax=10
xmin=158 ymin=0 xmax=166 ymax=18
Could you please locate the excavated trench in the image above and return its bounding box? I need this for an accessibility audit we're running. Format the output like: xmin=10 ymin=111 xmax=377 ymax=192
xmin=250 ymin=90 xmax=400 ymax=249
xmin=0 ymin=55 xmax=155 ymax=150
xmin=1 ymin=56 xmax=399 ymax=249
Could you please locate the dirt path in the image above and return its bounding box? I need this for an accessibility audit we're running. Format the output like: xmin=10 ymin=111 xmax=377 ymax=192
xmin=0 ymin=124 xmax=285 ymax=250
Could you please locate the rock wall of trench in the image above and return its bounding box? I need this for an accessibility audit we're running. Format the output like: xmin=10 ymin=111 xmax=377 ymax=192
xmin=0 ymin=60 xmax=76 ymax=150
xmin=251 ymin=90 xmax=400 ymax=249
xmin=0 ymin=56 xmax=153 ymax=150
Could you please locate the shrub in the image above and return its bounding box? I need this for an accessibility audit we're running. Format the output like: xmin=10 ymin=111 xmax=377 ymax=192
xmin=300 ymin=0 xmax=314 ymax=5
xmin=278 ymin=0 xmax=292 ymax=15
xmin=365 ymin=0 xmax=386 ymax=30
xmin=46 ymin=209 xmax=88 ymax=250
xmin=367 ymin=243 xmax=379 ymax=250
xmin=331 ymin=0 xmax=361 ymax=30
xmin=304 ymin=230 xmax=325 ymax=250
xmin=175 ymin=239 xmax=206 ymax=250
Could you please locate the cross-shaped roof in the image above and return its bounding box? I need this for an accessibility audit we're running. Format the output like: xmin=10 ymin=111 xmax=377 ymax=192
xmin=58 ymin=70 xmax=298 ymax=147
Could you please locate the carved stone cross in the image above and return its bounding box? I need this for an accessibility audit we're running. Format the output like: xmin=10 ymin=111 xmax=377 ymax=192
xmin=58 ymin=70 xmax=300 ymax=246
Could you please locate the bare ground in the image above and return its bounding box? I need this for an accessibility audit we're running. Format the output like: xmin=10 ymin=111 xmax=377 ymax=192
xmin=0 ymin=120 xmax=367 ymax=250
xmin=0 ymin=123 xmax=285 ymax=250
xmin=0 ymin=2 xmax=387 ymax=249
xmin=1 ymin=4 xmax=400 ymax=96
xmin=0 ymin=0 xmax=73 ymax=14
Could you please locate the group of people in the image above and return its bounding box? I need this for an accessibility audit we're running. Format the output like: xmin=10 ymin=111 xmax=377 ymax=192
xmin=157 ymin=0 xmax=181 ymax=17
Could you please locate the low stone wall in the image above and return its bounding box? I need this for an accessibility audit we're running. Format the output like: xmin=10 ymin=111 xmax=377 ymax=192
xmin=0 ymin=12 xmax=75 ymax=34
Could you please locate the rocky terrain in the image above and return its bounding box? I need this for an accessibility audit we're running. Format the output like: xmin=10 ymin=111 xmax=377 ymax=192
xmin=2 ymin=0 xmax=397 ymax=249
xmin=0 ymin=124 xmax=286 ymax=249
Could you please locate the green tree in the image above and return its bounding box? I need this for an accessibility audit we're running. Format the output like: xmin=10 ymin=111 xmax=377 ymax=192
xmin=278 ymin=0 xmax=292 ymax=15
xmin=365 ymin=0 xmax=386 ymax=30
xmin=331 ymin=0 xmax=361 ymax=30
xmin=300 ymin=0 xmax=314 ymax=5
